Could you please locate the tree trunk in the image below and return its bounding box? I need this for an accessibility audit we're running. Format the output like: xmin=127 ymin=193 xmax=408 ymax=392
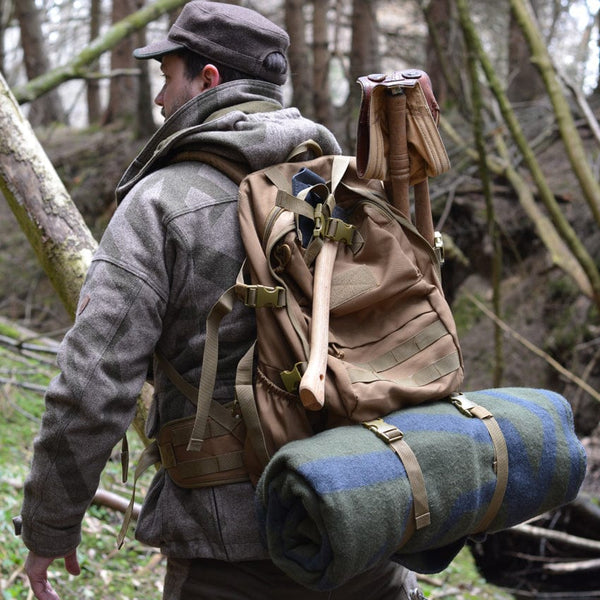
xmin=461 ymin=10 xmax=504 ymax=387
xmin=507 ymin=0 xmax=545 ymax=101
xmin=349 ymin=0 xmax=379 ymax=90
xmin=347 ymin=0 xmax=379 ymax=150
xmin=509 ymin=0 xmax=600 ymax=227
xmin=596 ymin=8 xmax=600 ymax=96
xmin=87 ymin=0 xmax=103 ymax=125
xmin=0 ymin=0 xmax=10 ymax=75
xmin=285 ymin=0 xmax=313 ymax=118
xmin=0 ymin=71 xmax=151 ymax=446
xmin=135 ymin=0 xmax=158 ymax=138
xmin=455 ymin=0 xmax=600 ymax=312
xmin=14 ymin=0 xmax=65 ymax=125
xmin=0 ymin=78 xmax=96 ymax=313
xmin=313 ymin=0 xmax=332 ymax=128
xmin=103 ymin=0 xmax=142 ymax=127
xmin=423 ymin=0 xmax=452 ymax=106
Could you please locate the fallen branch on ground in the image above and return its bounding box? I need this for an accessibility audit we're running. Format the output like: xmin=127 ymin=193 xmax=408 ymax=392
xmin=93 ymin=488 xmax=141 ymax=520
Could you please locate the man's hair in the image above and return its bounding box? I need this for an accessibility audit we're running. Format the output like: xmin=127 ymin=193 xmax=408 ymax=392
xmin=178 ymin=49 xmax=287 ymax=84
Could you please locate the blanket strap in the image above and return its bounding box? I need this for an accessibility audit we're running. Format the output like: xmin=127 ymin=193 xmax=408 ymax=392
xmin=450 ymin=392 xmax=509 ymax=533
xmin=362 ymin=418 xmax=431 ymax=531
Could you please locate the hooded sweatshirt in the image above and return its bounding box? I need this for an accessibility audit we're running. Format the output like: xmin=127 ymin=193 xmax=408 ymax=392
xmin=21 ymin=79 xmax=341 ymax=560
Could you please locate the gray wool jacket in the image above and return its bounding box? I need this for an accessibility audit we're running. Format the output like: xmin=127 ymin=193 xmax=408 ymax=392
xmin=21 ymin=79 xmax=341 ymax=560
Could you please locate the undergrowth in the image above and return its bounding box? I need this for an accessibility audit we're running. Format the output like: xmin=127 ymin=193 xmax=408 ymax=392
xmin=0 ymin=341 xmax=514 ymax=600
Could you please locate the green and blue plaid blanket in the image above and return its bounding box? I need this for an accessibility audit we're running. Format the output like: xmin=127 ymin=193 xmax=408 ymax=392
xmin=255 ymin=388 xmax=586 ymax=590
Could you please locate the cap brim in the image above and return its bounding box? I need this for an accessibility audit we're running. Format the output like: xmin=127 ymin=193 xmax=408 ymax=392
xmin=133 ymin=38 xmax=184 ymax=60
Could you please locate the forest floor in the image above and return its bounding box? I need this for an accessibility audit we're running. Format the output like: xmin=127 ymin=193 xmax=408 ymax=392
xmin=1 ymin=98 xmax=600 ymax=598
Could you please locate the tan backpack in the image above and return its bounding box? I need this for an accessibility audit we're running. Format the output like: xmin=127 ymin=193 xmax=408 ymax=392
xmin=170 ymin=71 xmax=462 ymax=480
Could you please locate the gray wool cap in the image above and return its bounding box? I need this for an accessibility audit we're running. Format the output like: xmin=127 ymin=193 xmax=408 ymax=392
xmin=133 ymin=1 xmax=289 ymax=85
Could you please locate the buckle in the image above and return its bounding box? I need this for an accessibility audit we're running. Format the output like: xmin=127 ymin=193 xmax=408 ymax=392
xmin=450 ymin=392 xmax=478 ymax=417
xmin=325 ymin=218 xmax=355 ymax=245
xmin=244 ymin=285 xmax=285 ymax=308
xmin=362 ymin=418 xmax=404 ymax=444
xmin=280 ymin=362 xmax=306 ymax=393
xmin=313 ymin=203 xmax=324 ymax=239
xmin=434 ymin=231 xmax=445 ymax=265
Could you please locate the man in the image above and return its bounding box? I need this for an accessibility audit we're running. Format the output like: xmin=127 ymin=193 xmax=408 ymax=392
xmin=19 ymin=2 xmax=424 ymax=598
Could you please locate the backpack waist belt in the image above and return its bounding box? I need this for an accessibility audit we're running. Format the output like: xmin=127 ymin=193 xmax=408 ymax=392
xmin=157 ymin=413 xmax=249 ymax=488
xmin=117 ymin=404 xmax=249 ymax=548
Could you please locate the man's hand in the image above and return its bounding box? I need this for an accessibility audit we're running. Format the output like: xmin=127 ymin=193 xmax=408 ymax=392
xmin=24 ymin=550 xmax=80 ymax=600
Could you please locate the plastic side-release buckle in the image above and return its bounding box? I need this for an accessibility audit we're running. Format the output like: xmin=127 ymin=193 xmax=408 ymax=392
xmin=451 ymin=392 xmax=493 ymax=420
xmin=243 ymin=285 xmax=286 ymax=309
xmin=325 ymin=217 xmax=355 ymax=245
xmin=363 ymin=418 xmax=431 ymax=531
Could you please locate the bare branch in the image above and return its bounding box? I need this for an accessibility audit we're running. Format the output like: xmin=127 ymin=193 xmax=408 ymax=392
xmin=12 ymin=0 xmax=188 ymax=104
xmin=466 ymin=293 xmax=600 ymax=404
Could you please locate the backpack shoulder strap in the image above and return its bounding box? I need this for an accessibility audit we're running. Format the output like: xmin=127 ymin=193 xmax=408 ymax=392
xmin=169 ymin=139 xmax=324 ymax=188
xmin=168 ymin=150 xmax=249 ymax=185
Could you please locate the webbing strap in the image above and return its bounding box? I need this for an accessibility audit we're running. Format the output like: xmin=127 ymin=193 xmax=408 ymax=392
xmin=117 ymin=441 xmax=161 ymax=548
xmin=187 ymin=286 xmax=237 ymax=452
xmin=363 ymin=418 xmax=431 ymax=531
xmin=234 ymin=344 xmax=271 ymax=468
xmin=354 ymin=320 xmax=450 ymax=373
xmin=450 ymin=393 xmax=509 ymax=534
xmin=276 ymin=190 xmax=315 ymax=218
xmin=155 ymin=351 xmax=198 ymax=402
xmin=348 ymin=350 xmax=461 ymax=387
xmin=154 ymin=351 xmax=242 ymax=434
xmin=331 ymin=155 xmax=351 ymax=192
xmin=285 ymin=139 xmax=323 ymax=161
xmin=159 ymin=446 xmax=245 ymax=477
xmin=204 ymin=100 xmax=281 ymax=123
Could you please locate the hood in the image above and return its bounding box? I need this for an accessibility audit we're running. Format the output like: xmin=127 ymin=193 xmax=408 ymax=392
xmin=115 ymin=79 xmax=341 ymax=203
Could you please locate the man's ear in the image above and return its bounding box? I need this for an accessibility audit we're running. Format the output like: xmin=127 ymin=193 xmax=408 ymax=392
xmin=201 ymin=64 xmax=221 ymax=90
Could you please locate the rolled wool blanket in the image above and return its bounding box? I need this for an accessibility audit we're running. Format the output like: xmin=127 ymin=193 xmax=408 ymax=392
xmin=255 ymin=388 xmax=587 ymax=591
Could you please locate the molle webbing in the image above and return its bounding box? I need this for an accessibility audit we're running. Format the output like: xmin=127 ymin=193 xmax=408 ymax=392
xmin=156 ymin=414 xmax=248 ymax=488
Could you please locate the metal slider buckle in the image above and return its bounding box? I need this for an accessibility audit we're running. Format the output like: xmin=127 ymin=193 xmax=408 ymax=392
xmin=362 ymin=418 xmax=404 ymax=444
xmin=434 ymin=231 xmax=445 ymax=265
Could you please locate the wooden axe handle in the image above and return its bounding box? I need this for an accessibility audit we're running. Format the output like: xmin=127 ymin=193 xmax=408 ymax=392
xmin=299 ymin=238 xmax=337 ymax=410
